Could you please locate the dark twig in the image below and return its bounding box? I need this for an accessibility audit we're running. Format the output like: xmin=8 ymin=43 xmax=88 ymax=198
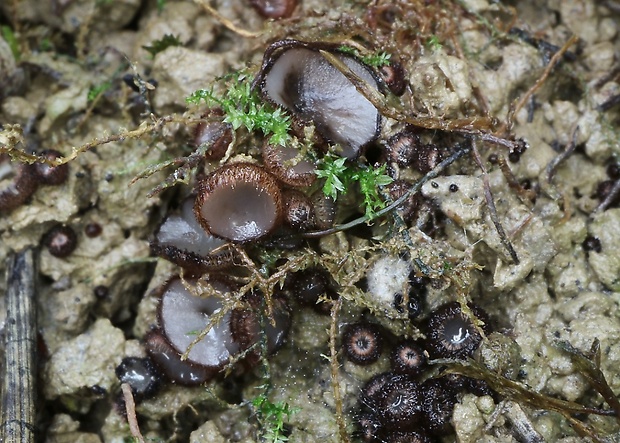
xmin=302 ymin=141 xmax=472 ymax=238
xmin=593 ymin=178 xmax=620 ymax=214
xmin=471 ymin=140 xmax=520 ymax=265
xmin=498 ymin=35 xmax=578 ymax=136
xmin=1 ymin=248 xmax=37 ymax=443
xmin=545 ymin=125 xmax=579 ymax=183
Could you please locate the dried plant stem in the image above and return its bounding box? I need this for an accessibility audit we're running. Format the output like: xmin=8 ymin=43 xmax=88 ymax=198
xmin=193 ymin=0 xmax=262 ymax=38
xmin=471 ymin=140 xmax=520 ymax=264
xmin=0 ymin=115 xmax=188 ymax=166
xmin=499 ymin=35 xmax=579 ymax=135
xmin=594 ymin=179 xmax=620 ymax=214
xmin=303 ymin=140 xmax=472 ymax=238
xmin=496 ymin=155 xmax=536 ymax=203
xmin=1 ymin=248 xmax=37 ymax=443
xmin=329 ymin=298 xmax=350 ymax=443
xmin=121 ymin=383 xmax=145 ymax=443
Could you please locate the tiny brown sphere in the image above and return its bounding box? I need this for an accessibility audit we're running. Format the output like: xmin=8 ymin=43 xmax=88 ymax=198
xmin=310 ymin=190 xmax=336 ymax=229
xmin=288 ymin=267 xmax=337 ymax=314
xmin=33 ymin=150 xmax=69 ymax=185
xmin=193 ymin=111 xmax=233 ymax=162
xmin=386 ymin=179 xmax=420 ymax=222
xmin=378 ymin=378 xmax=423 ymax=430
xmin=385 ymin=131 xmax=421 ymax=167
xmin=84 ymin=222 xmax=103 ymax=238
xmin=283 ymin=189 xmax=315 ymax=231
xmin=42 ymin=224 xmax=78 ymax=258
xmin=342 ymin=322 xmax=383 ymax=365
xmin=262 ymin=143 xmax=317 ymax=187
xmin=0 ymin=155 xmax=38 ymax=212
xmin=390 ymin=340 xmax=426 ymax=375
xmin=194 ymin=163 xmax=284 ymax=243
xmin=249 ymin=0 xmax=297 ymax=19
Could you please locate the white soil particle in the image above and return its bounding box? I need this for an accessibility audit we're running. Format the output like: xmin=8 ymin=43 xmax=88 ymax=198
xmin=365 ymin=255 xmax=410 ymax=310
xmin=44 ymin=319 xmax=125 ymax=402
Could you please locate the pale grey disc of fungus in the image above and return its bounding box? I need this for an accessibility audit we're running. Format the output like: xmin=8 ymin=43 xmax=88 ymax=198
xmin=259 ymin=44 xmax=382 ymax=159
xmin=158 ymin=279 xmax=239 ymax=368
xmin=152 ymin=196 xmax=234 ymax=271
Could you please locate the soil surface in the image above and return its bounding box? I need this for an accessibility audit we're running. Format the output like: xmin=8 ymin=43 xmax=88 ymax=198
xmin=1 ymin=0 xmax=620 ymax=442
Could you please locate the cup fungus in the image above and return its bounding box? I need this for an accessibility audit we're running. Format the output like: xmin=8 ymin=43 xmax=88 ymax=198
xmin=425 ymin=302 xmax=491 ymax=360
xmin=262 ymin=143 xmax=317 ymax=187
xmin=33 ymin=149 xmax=69 ymax=185
xmin=146 ymin=277 xmax=239 ymax=384
xmin=147 ymin=276 xmax=291 ymax=385
xmin=256 ymin=40 xmax=382 ymax=159
xmin=194 ymin=163 xmax=284 ymax=243
xmin=152 ymin=197 xmax=233 ymax=271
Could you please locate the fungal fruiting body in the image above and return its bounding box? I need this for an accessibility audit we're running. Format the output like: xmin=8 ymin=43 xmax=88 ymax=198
xmin=390 ymin=340 xmax=426 ymax=375
xmin=425 ymin=301 xmax=490 ymax=359
xmin=0 ymin=150 xmax=68 ymax=213
xmin=42 ymin=224 xmax=78 ymax=258
xmin=33 ymin=150 xmax=69 ymax=185
xmin=194 ymin=163 xmax=283 ymax=243
xmin=342 ymin=322 xmax=383 ymax=365
xmin=146 ymin=277 xmax=290 ymax=385
xmin=262 ymin=143 xmax=317 ymax=187
xmin=249 ymin=0 xmax=297 ymax=19
xmin=258 ymin=41 xmax=381 ymax=159
xmin=152 ymin=196 xmax=232 ymax=271
xmin=115 ymin=357 xmax=161 ymax=399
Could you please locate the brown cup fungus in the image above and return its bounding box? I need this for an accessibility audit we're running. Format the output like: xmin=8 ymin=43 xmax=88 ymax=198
xmin=262 ymin=142 xmax=317 ymax=187
xmin=256 ymin=40 xmax=382 ymax=159
xmin=194 ymin=163 xmax=284 ymax=243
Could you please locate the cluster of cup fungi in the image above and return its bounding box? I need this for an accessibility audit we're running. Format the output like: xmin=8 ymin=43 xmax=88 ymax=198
xmin=122 ymin=37 xmax=507 ymax=441
xmin=0 ymin=35 xmax=519 ymax=440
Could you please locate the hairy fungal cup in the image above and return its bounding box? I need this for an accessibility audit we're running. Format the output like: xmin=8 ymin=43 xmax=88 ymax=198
xmin=194 ymin=163 xmax=284 ymax=243
xmin=256 ymin=40 xmax=382 ymax=159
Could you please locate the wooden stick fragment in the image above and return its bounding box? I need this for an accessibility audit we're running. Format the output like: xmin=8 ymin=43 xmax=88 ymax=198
xmin=121 ymin=383 xmax=146 ymax=443
xmin=1 ymin=248 xmax=37 ymax=443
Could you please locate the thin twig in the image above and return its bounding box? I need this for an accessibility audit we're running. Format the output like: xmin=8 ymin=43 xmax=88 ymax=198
xmin=498 ymin=35 xmax=579 ymax=135
xmin=329 ymin=298 xmax=350 ymax=443
xmin=594 ymin=178 xmax=620 ymax=214
xmin=121 ymin=383 xmax=146 ymax=443
xmin=302 ymin=141 xmax=472 ymax=238
xmin=193 ymin=0 xmax=262 ymax=38
xmin=496 ymin=155 xmax=537 ymax=204
xmin=545 ymin=125 xmax=579 ymax=183
xmin=471 ymin=140 xmax=520 ymax=264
